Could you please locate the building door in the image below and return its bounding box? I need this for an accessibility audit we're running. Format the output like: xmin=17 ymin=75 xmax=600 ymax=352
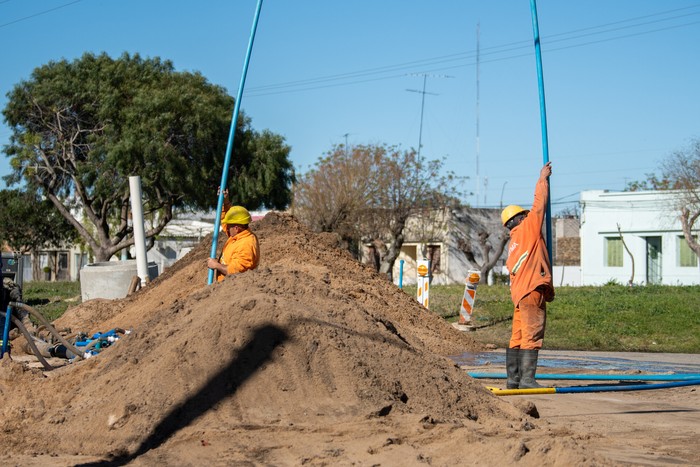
xmin=646 ymin=236 xmax=662 ymax=285
xmin=57 ymin=252 xmax=69 ymax=280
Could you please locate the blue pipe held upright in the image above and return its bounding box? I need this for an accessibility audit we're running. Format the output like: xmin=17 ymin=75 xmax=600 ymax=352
xmin=1 ymin=307 xmax=12 ymax=357
xmin=529 ymin=0 xmax=553 ymax=262
xmin=208 ymin=0 xmax=265 ymax=285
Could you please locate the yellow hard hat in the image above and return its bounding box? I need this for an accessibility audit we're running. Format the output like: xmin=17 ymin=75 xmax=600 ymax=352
xmin=501 ymin=205 xmax=527 ymax=226
xmin=223 ymin=206 xmax=252 ymax=226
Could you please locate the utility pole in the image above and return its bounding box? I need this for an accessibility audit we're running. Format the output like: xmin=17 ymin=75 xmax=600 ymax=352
xmin=475 ymin=22 xmax=481 ymax=207
xmin=483 ymin=176 xmax=488 ymax=206
xmin=499 ymin=181 xmax=508 ymax=209
xmin=406 ymin=73 xmax=452 ymax=157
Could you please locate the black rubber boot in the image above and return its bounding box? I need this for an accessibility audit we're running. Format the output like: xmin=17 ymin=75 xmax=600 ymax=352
xmin=506 ymin=347 xmax=520 ymax=389
xmin=519 ymin=349 xmax=545 ymax=389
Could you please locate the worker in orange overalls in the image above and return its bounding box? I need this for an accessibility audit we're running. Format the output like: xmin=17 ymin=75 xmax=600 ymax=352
xmin=207 ymin=205 xmax=260 ymax=281
xmin=500 ymin=161 xmax=554 ymax=389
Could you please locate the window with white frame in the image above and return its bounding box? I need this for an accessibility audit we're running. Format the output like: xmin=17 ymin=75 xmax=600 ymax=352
xmin=678 ymin=235 xmax=698 ymax=267
xmin=605 ymin=237 xmax=623 ymax=267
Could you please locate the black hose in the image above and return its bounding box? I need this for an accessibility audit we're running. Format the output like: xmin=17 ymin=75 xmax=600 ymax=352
xmin=0 ymin=310 xmax=53 ymax=371
xmin=10 ymin=302 xmax=85 ymax=361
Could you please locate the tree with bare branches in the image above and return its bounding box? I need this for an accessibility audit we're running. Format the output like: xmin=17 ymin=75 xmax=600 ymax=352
xmin=627 ymin=138 xmax=700 ymax=256
xmin=294 ymin=143 xmax=463 ymax=279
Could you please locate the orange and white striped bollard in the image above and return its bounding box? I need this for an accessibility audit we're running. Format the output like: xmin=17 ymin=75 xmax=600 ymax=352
xmin=458 ymin=270 xmax=481 ymax=324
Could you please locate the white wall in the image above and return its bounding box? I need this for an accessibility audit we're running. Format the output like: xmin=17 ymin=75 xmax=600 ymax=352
xmin=552 ymin=265 xmax=581 ymax=286
xmin=580 ymin=190 xmax=700 ymax=285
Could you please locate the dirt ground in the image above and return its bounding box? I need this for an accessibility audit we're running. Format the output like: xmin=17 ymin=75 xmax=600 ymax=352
xmin=0 ymin=212 xmax=698 ymax=466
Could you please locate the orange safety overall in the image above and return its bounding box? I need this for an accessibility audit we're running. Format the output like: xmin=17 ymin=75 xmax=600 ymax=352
xmin=216 ymin=228 xmax=260 ymax=282
xmin=506 ymin=176 xmax=554 ymax=350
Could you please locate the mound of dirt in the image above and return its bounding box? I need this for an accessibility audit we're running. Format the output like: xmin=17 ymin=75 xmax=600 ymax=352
xmin=0 ymin=213 xmax=603 ymax=465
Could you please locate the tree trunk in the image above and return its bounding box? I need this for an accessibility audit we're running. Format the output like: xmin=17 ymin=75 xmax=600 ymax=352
xmin=377 ymin=225 xmax=407 ymax=281
xmin=681 ymin=208 xmax=700 ymax=256
xmin=479 ymin=231 xmax=509 ymax=284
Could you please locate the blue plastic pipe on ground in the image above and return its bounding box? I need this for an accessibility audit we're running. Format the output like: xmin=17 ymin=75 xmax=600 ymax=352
xmin=468 ymin=372 xmax=700 ymax=381
xmin=488 ymin=379 xmax=700 ymax=396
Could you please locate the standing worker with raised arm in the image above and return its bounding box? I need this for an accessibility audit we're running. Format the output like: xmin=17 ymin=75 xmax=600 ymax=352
xmin=500 ymin=162 xmax=554 ymax=389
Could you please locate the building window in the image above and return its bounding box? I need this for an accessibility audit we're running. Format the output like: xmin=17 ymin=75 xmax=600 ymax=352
xmin=605 ymin=237 xmax=623 ymax=267
xmin=678 ymin=236 xmax=698 ymax=267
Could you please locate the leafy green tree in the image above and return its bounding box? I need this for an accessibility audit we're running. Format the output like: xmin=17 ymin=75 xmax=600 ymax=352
xmin=0 ymin=189 xmax=77 ymax=254
xmin=2 ymin=52 xmax=293 ymax=261
xmin=626 ymin=138 xmax=700 ymax=256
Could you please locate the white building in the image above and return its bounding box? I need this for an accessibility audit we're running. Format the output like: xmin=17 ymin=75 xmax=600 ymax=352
xmin=580 ymin=190 xmax=699 ymax=286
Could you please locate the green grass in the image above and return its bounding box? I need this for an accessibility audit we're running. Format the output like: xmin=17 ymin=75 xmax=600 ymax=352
xmin=22 ymin=280 xmax=81 ymax=322
xmin=403 ymin=283 xmax=700 ymax=353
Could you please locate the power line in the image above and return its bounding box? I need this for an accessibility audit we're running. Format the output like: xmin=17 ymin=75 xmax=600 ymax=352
xmin=0 ymin=0 xmax=82 ymax=29
xmin=244 ymin=5 xmax=700 ymax=97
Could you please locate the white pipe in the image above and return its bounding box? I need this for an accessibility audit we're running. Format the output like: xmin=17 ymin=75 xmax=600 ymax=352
xmin=129 ymin=176 xmax=149 ymax=286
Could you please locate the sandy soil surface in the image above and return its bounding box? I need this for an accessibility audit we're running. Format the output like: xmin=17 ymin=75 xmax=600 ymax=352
xmin=0 ymin=212 xmax=697 ymax=466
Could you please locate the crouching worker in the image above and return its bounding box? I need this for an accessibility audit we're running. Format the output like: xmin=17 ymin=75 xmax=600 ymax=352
xmin=207 ymin=206 xmax=260 ymax=281
xmin=501 ymin=162 xmax=555 ymax=389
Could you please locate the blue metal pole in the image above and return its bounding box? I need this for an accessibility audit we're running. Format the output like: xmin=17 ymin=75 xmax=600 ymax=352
xmin=529 ymin=0 xmax=553 ymax=261
xmin=1 ymin=307 xmax=12 ymax=357
xmin=208 ymin=0 xmax=264 ymax=285
xmin=399 ymin=259 xmax=404 ymax=289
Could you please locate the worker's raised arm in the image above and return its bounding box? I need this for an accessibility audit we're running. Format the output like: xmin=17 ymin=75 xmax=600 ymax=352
xmin=217 ymin=186 xmax=231 ymax=223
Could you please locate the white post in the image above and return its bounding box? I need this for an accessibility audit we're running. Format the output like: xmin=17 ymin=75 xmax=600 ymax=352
xmin=129 ymin=176 xmax=149 ymax=286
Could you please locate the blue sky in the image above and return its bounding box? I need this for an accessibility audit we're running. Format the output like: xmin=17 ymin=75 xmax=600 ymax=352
xmin=1 ymin=1 xmax=699 ymax=212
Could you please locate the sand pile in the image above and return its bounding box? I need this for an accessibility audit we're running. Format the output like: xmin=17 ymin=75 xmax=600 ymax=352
xmin=0 ymin=213 xmax=602 ymax=466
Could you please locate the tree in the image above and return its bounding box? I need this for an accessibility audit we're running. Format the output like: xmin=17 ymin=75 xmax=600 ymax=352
xmin=0 ymin=189 xmax=77 ymax=254
xmin=365 ymin=147 xmax=463 ymax=278
xmin=455 ymin=227 xmax=508 ymax=284
xmin=2 ymin=52 xmax=294 ymax=261
xmin=626 ymin=138 xmax=700 ymax=256
xmin=294 ymin=143 xmax=463 ymax=279
xmin=294 ymin=145 xmax=380 ymax=254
